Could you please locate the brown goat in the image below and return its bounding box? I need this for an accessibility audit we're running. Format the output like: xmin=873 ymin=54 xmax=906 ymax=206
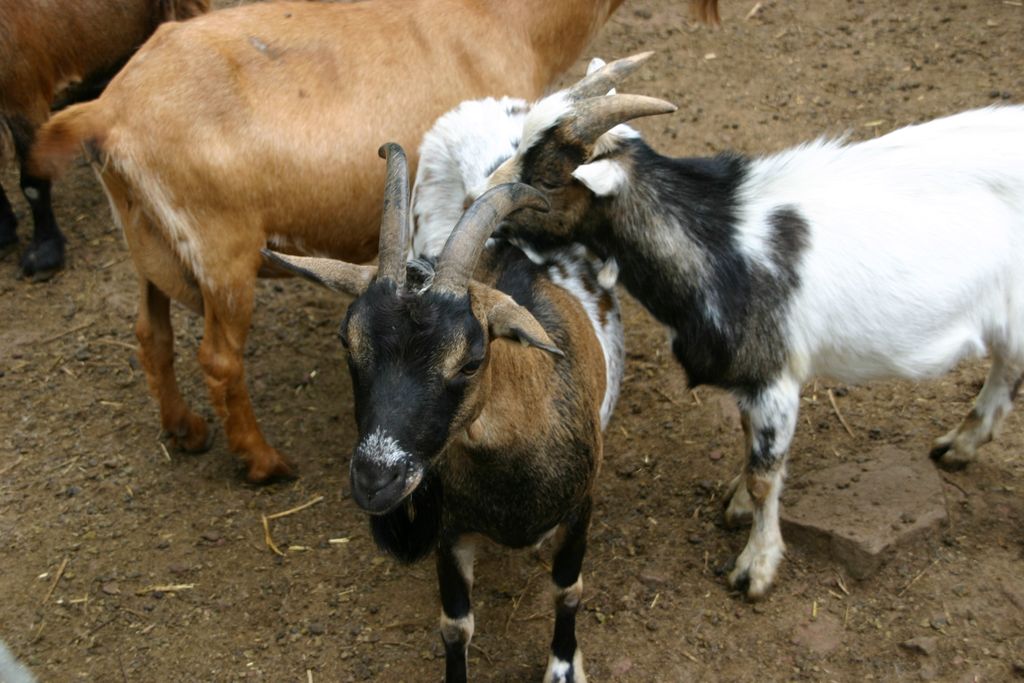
xmin=30 ymin=0 xmax=718 ymax=483
xmin=0 ymin=0 xmax=209 ymax=279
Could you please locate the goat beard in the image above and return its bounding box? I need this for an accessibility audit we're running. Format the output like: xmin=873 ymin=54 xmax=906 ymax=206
xmin=368 ymin=469 xmax=443 ymax=564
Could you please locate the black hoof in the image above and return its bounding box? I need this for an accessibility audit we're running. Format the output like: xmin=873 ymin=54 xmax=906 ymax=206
xmin=929 ymin=443 xmax=970 ymax=471
xmin=20 ymin=237 xmax=65 ymax=281
xmin=928 ymin=442 xmax=951 ymax=462
xmin=730 ymin=569 xmax=750 ymax=595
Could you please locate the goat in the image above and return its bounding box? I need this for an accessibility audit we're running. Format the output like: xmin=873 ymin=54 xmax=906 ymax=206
xmin=0 ymin=0 xmax=208 ymax=279
xmin=476 ymin=52 xmax=1024 ymax=599
xmin=264 ymin=142 xmax=623 ymax=682
xmin=28 ymin=0 xmax=714 ymax=483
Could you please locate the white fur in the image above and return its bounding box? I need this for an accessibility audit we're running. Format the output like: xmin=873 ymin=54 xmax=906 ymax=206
xmin=545 ymin=247 xmax=624 ymax=429
xmin=572 ymin=158 xmax=629 ymax=196
xmin=412 ymin=97 xmax=530 ymax=258
xmin=732 ymin=107 xmax=1024 ymax=384
xmin=413 ymin=95 xmax=625 ymax=429
xmin=0 ymin=639 xmax=35 ymax=683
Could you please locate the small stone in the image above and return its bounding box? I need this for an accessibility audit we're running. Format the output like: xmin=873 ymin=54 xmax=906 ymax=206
xmin=688 ymin=535 xmax=703 ymax=545
xmin=611 ymin=657 xmax=633 ymax=677
xmin=64 ymin=485 xmax=81 ymax=498
xmin=639 ymin=569 xmax=669 ymax=587
xmin=929 ymin=616 xmax=948 ymax=631
xmin=308 ymin=622 xmax=325 ymax=636
xmin=708 ymin=449 xmax=724 ymax=461
xmin=101 ymin=582 xmax=121 ymax=596
xmin=201 ymin=531 xmax=221 ymax=543
xmin=901 ymin=636 xmax=938 ymax=656
xmin=633 ymin=8 xmax=652 ymax=19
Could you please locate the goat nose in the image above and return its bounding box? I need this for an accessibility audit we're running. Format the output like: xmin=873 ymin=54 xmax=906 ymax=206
xmin=351 ymin=459 xmax=401 ymax=496
xmin=350 ymin=456 xmax=408 ymax=514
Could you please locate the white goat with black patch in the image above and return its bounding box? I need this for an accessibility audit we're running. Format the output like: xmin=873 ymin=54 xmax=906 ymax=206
xmin=478 ymin=52 xmax=1024 ymax=600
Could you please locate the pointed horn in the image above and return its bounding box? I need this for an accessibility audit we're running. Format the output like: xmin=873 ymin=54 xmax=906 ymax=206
xmin=570 ymin=94 xmax=677 ymax=144
xmin=261 ymin=248 xmax=375 ymax=296
xmin=376 ymin=143 xmax=410 ymax=287
xmin=432 ymin=184 xmax=549 ymax=295
xmin=566 ymin=52 xmax=654 ymax=101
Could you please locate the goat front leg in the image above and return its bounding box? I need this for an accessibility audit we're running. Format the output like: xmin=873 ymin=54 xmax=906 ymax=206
xmin=437 ymin=537 xmax=476 ymax=683
xmin=545 ymin=500 xmax=591 ymax=683
xmin=930 ymin=352 xmax=1024 ymax=470
xmin=728 ymin=378 xmax=800 ymax=600
xmin=198 ymin=279 xmax=295 ymax=483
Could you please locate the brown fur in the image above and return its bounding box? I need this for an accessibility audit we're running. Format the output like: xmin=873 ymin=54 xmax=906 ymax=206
xmin=26 ymin=0 xmax=713 ymax=482
xmin=0 ymin=0 xmax=208 ymax=150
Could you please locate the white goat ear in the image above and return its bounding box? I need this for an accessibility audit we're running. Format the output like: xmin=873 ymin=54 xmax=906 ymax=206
xmin=470 ymin=284 xmax=564 ymax=357
xmin=572 ymin=159 xmax=628 ymax=197
xmin=261 ymin=249 xmax=375 ymax=297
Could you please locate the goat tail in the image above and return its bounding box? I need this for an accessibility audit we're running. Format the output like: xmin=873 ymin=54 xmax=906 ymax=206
xmin=27 ymin=102 xmax=108 ymax=180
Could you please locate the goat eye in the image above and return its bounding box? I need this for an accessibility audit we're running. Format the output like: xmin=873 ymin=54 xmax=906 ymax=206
xmin=536 ymin=178 xmax=561 ymax=192
xmin=460 ymin=358 xmax=482 ymax=376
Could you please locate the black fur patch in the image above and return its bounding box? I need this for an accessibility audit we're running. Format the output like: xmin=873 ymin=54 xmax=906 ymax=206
xmin=582 ymin=139 xmax=811 ymax=397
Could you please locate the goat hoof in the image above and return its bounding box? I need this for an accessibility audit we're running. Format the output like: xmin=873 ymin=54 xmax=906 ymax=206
xmin=728 ymin=567 xmax=772 ymax=602
xmin=245 ymin=454 xmax=298 ymax=484
xmin=929 ymin=442 xmax=971 ymax=471
xmin=20 ymin=237 xmax=65 ymax=281
xmin=162 ymin=417 xmax=213 ymax=454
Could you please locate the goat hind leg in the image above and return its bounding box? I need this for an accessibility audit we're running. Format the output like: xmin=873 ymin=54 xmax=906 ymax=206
xmin=728 ymin=380 xmax=799 ymax=600
xmin=197 ymin=280 xmax=295 ymax=483
xmin=930 ymin=353 xmax=1024 ymax=470
xmin=136 ymin=280 xmax=211 ymax=453
xmin=11 ymin=117 xmax=64 ymax=279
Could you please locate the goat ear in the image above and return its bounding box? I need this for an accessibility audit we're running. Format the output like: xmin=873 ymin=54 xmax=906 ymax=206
xmin=470 ymin=284 xmax=564 ymax=357
xmin=261 ymin=249 xmax=376 ymax=296
xmin=572 ymin=158 xmax=628 ymax=197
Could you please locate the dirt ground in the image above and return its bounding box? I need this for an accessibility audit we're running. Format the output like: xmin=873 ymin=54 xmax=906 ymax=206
xmin=2 ymin=0 xmax=1023 ymax=681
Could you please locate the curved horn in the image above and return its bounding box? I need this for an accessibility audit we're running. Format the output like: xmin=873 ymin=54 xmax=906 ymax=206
xmin=566 ymin=51 xmax=654 ymax=101
xmin=376 ymin=143 xmax=411 ymax=287
xmin=432 ymin=184 xmax=550 ymax=295
xmin=570 ymin=94 xmax=678 ymax=144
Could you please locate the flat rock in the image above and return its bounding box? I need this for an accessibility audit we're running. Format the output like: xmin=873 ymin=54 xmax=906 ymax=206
xmin=791 ymin=614 xmax=843 ymax=655
xmin=781 ymin=446 xmax=947 ymax=579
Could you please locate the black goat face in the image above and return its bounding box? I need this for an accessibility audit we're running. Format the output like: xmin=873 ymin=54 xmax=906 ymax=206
xmin=343 ymin=280 xmax=486 ymax=515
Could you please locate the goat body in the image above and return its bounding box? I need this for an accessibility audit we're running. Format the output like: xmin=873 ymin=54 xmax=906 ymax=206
xmin=0 ymin=0 xmax=208 ymax=278
xmin=25 ymin=0 xmax=707 ymax=484
xmin=482 ymin=53 xmax=1024 ymax=599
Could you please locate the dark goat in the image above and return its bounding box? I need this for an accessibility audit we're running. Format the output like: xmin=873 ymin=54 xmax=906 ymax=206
xmin=0 ymin=0 xmax=208 ymax=279
xmin=266 ymin=144 xmax=622 ymax=682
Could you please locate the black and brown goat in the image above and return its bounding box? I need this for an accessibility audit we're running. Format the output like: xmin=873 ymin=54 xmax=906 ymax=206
xmin=265 ymin=144 xmax=622 ymax=683
xmin=0 ymin=0 xmax=208 ymax=278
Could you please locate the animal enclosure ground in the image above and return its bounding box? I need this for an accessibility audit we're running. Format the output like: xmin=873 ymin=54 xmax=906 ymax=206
xmin=1 ymin=0 xmax=1023 ymax=681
